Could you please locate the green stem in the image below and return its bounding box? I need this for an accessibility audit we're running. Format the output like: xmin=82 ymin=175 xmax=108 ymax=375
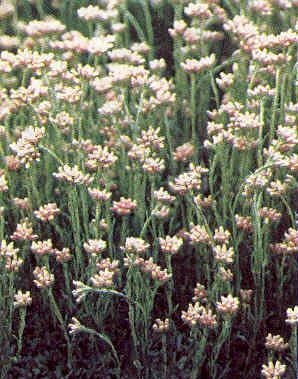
xmin=165 ymin=254 xmax=173 ymax=316
xmin=121 ymin=9 xmax=146 ymax=42
xmin=290 ymin=325 xmax=297 ymax=375
xmin=190 ymin=74 xmax=197 ymax=144
xmin=257 ymin=101 xmax=265 ymax=168
xmin=16 ymin=308 xmax=26 ymax=356
xmin=39 ymin=145 xmax=63 ymax=165
xmin=210 ymin=72 xmax=220 ymax=109
xmin=68 ymin=188 xmax=83 ymax=279
xmin=48 ymin=288 xmax=72 ymax=367
xmin=270 ymin=68 xmax=281 ymax=144
xmin=63 ymin=264 xmax=73 ymax=312
xmin=162 ymin=333 xmax=167 ymax=379
xmin=141 ymin=0 xmax=154 ymax=60
xmin=80 ymin=326 xmax=120 ymax=378
xmin=190 ymin=328 xmax=208 ymax=379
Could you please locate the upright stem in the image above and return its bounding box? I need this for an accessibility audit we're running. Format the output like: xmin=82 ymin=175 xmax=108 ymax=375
xmin=48 ymin=288 xmax=72 ymax=367
xmin=165 ymin=254 xmax=173 ymax=316
xmin=17 ymin=308 xmax=27 ymax=356
xmin=190 ymin=74 xmax=197 ymax=144
xmin=141 ymin=0 xmax=154 ymax=61
xmin=290 ymin=325 xmax=297 ymax=375
xmin=270 ymin=68 xmax=281 ymax=144
xmin=162 ymin=333 xmax=167 ymax=379
xmin=190 ymin=328 xmax=208 ymax=379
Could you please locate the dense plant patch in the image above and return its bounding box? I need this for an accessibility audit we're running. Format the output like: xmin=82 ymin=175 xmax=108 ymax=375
xmin=0 ymin=0 xmax=297 ymax=378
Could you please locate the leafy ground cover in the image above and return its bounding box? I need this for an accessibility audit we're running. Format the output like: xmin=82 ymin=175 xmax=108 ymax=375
xmin=0 ymin=0 xmax=297 ymax=378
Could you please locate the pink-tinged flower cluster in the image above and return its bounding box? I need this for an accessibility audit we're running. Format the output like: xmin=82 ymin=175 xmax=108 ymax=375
xmin=111 ymin=197 xmax=137 ymax=216
xmin=53 ymin=165 xmax=93 ymax=185
xmin=10 ymin=126 xmax=45 ymax=168
xmin=124 ymin=256 xmax=171 ymax=284
xmin=34 ymin=203 xmax=60 ymax=222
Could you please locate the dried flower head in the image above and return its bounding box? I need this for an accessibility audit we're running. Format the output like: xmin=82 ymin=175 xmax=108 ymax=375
xmin=53 ymin=165 xmax=93 ymax=186
xmin=149 ymin=58 xmax=166 ymax=72
xmin=193 ymin=194 xmax=213 ymax=208
xmin=121 ymin=237 xmax=150 ymax=255
xmin=184 ymin=2 xmax=212 ymax=19
xmin=13 ymin=197 xmax=30 ymax=210
xmin=5 ymin=254 xmax=23 ymax=272
xmin=265 ymin=334 xmax=288 ymax=352
xmin=142 ymin=156 xmax=165 ymax=174
xmin=33 ymin=266 xmax=54 ymax=288
xmin=0 ymin=1 xmax=14 ymax=19
xmin=68 ymin=317 xmax=82 ymax=335
xmin=137 ymin=126 xmax=165 ymax=151
xmin=11 ymin=220 xmax=38 ymax=241
xmin=124 ymin=256 xmax=171 ymax=283
xmin=235 ymin=215 xmax=253 ymax=232
xmin=168 ymin=20 xmax=187 ymax=38
xmin=218 ymin=266 xmax=233 ymax=281
xmin=152 ymin=205 xmax=171 ymax=219
xmin=86 ymin=145 xmax=118 ymax=170
xmin=187 ymin=224 xmax=211 ymax=245
xmin=153 ymin=187 xmax=175 ymax=204
xmin=216 ymin=294 xmax=239 ymax=316
xmin=285 ymin=306 xmax=298 ymax=325
xmin=84 ymin=239 xmax=106 ymax=257
xmin=31 ymin=239 xmax=54 ymax=256
xmin=72 ymin=281 xmax=89 ymax=303
xmin=240 ymin=289 xmax=253 ymax=305
xmin=34 ymin=203 xmax=60 ymax=222
xmin=173 ymin=142 xmax=195 ymax=162
xmin=259 ymin=207 xmax=281 ymax=223
xmin=5 ymin=155 xmax=21 ymax=171
xmin=90 ymin=268 xmax=115 ymax=288
xmin=270 ymin=227 xmax=298 ymax=255
xmin=50 ymin=111 xmax=74 ymax=134
xmin=181 ymin=55 xmax=216 ymax=74
xmin=54 ymin=247 xmax=72 ymax=263
xmin=213 ymin=244 xmax=234 ymax=264
xmin=169 ymin=172 xmax=201 ymax=195
xmin=152 ymin=318 xmax=169 ymax=333
xmin=261 ymin=360 xmax=286 ymax=379
xmin=88 ymin=188 xmax=112 ymax=202
xmin=111 ymin=197 xmax=137 ymax=216
xmin=159 ymin=235 xmax=183 ymax=255
xmin=216 ymin=72 xmax=234 ymax=90
xmin=0 ymin=172 xmax=8 ymax=192
xmin=141 ymin=257 xmax=171 ymax=283
xmin=10 ymin=126 xmax=45 ymax=168
xmin=213 ymin=226 xmax=231 ymax=244
xmin=192 ymin=282 xmax=208 ymax=302
xmin=0 ymin=240 xmax=19 ymax=257
xmin=96 ymin=258 xmax=119 ymax=274
xmin=14 ymin=290 xmax=32 ymax=308
xmin=22 ymin=17 xmax=65 ymax=37
xmin=182 ymin=302 xmax=217 ymax=328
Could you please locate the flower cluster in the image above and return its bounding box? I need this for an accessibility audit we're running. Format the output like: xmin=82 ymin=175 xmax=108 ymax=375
xmin=182 ymin=302 xmax=217 ymax=328
xmin=124 ymin=256 xmax=171 ymax=283
xmin=10 ymin=126 xmax=45 ymax=167
xmin=33 ymin=266 xmax=54 ymax=288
